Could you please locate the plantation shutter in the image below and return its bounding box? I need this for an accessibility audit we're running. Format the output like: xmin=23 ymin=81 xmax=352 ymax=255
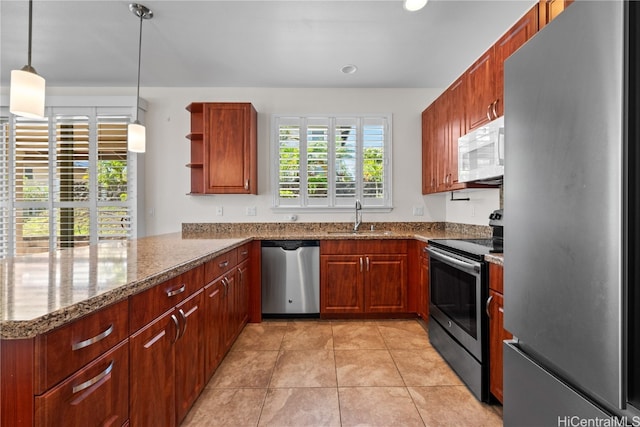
xmin=1 ymin=105 xmax=136 ymax=258
xmin=273 ymin=114 xmax=391 ymax=210
xmin=0 ymin=117 xmax=9 ymax=258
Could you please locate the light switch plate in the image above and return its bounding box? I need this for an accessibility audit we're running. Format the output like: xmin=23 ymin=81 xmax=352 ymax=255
xmin=413 ymin=206 xmax=424 ymax=216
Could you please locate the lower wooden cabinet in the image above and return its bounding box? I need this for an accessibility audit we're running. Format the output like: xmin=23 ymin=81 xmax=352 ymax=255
xmin=34 ymin=340 xmax=129 ymax=427
xmin=487 ymin=262 xmax=512 ymax=404
xmin=175 ymin=290 xmax=205 ymax=424
xmin=129 ymin=310 xmax=177 ymax=427
xmin=320 ymin=240 xmax=408 ymax=316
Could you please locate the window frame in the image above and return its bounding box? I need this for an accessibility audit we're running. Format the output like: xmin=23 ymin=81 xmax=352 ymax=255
xmin=270 ymin=113 xmax=393 ymax=213
xmin=0 ymin=96 xmax=143 ymax=258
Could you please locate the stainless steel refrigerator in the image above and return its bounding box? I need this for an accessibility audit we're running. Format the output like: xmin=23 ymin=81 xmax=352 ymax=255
xmin=503 ymin=0 xmax=640 ymax=424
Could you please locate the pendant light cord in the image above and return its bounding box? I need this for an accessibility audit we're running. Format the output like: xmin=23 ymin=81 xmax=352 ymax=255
xmin=135 ymin=11 xmax=143 ymax=123
xmin=27 ymin=0 xmax=33 ymax=70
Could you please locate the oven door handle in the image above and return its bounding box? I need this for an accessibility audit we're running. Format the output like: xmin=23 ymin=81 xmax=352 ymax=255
xmin=426 ymin=247 xmax=481 ymax=275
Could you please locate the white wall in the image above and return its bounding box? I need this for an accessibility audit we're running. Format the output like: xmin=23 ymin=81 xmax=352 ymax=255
xmin=41 ymin=86 xmax=500 ymax=235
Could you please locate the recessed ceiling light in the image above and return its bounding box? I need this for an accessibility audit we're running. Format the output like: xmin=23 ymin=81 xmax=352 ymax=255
xmin=341 ymin=64 xmax=358 ymax=74
xmin=404 ymin=0 xmax=428 ymax=12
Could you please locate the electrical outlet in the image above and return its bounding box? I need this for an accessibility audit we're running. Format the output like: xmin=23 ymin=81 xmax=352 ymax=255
xmin=246 ymin=206 xmax=257 ymax=216
xmin=413 ymin=206 xmax=424 ymax=216
xmin=216 ymin=206 xmax=223 ymax=216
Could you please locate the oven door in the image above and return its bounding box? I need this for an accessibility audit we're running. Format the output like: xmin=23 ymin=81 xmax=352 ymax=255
xmin=427 ymin=246 xmax=486 ymax=361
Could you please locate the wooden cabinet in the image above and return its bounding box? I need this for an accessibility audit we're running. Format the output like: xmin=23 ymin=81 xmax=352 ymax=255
xmin=422 ymin=5 xmax=539 ymax=194
xmin=466 ymin=7 xmax=538 ymax=130
xmin=422 ymin=76 xmax=470 ymax=194
xmin=203 ymin=244 xmax=251 ymax=381
xmin=175 ymin=290 xmax=205 ymax=424
xmin=34 ymin=340 xmax=129 ymax=427
xmin=186 ymin=102 xmax=257 ymax=195
xmin=493 ymin=7 xmax=539 ymax=118
xmin=466 ymin=48 xmax=497 ymax=131
xmin=130 ymin=310 xmax=176 ymax=427
xmin=487 ymin=262 xmax=512 ymax=404
xmin=538 ymin=0 xmax=574 ymax=29
xmin=1 ymin=301 xmax=130 ymax=427
xmin=129 ymin=266 xmax=205 ymax=426
xmin=320 ymin=240 xmax=407 ymax=316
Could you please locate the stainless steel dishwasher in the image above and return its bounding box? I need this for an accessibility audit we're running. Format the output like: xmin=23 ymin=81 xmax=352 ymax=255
xmin=261 ymin=240 xmax=320 ymax=316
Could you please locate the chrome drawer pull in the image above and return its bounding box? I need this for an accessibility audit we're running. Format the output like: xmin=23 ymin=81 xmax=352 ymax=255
xmin=143 ymin=330 xmax=166 ymax=349
xmin=166 ymin=284 xmax=186 ymax=297
xmin=72 ymin=361 xmax=114 ymax=394
xmin=72 ymin=325 xmax=114 ymax=351
xmin=219 ymin=260 xmax=229 ymax=268
xmin=171 ymin=314 xmax=180 ymax=343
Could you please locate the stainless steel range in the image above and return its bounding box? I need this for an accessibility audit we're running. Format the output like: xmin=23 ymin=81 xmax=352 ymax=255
xmin=427 ymin=209 xmax=503 ymax=402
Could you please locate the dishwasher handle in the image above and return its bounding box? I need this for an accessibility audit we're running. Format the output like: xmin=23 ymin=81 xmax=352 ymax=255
xmin=261 ymin=240 xmax=319 ymax=251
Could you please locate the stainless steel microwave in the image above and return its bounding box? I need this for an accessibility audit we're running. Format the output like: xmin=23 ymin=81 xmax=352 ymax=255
xmin=458 ymin=116 xmax=504 ymax=183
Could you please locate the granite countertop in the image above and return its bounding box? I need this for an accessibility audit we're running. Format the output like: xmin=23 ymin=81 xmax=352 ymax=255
xmin=1 ymin=233 xmax=249 ymax=339
xmin=1 ymin=222 xmax=497 ymax=339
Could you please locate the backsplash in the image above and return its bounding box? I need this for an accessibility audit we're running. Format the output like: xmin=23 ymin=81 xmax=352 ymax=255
xmin=182 ymin=222 xmax=491 ymax=239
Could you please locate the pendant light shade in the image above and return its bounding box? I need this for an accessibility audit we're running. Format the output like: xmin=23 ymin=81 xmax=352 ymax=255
xmin=403 ymin=0 xmax=428 ymax=12
xmin=127 ymin=3 xmax=153 ymax=153
xmin=128 ymin=122 xmax=146 ymax=153
xmin=10 ymin=0 xmax=45 ymax=119
xmin=10 ymin=68 xmax=45 ymax=118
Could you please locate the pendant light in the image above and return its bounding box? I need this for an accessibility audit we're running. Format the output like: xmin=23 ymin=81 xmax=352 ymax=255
xmin=403 ymin=0 xmax=428 ymax=12
xmin=127 ymin=3 xmax=153 ymax=153
xmin=10 ymin=0 xmax=45 ymax=119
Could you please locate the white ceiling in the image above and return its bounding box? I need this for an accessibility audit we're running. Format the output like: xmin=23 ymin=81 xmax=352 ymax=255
xmin=0 ymin=0 xmax=537 ymax=89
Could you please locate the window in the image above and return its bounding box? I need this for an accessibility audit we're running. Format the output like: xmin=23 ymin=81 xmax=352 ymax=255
xmin=1 ymin=103 xmax=138 ymax=258
xmin=272 ymin=114 xmax=392 ymax=210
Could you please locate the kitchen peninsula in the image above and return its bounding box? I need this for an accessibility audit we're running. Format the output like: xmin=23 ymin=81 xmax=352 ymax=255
xmin=1 ymin=222 xmax=497 ymax=426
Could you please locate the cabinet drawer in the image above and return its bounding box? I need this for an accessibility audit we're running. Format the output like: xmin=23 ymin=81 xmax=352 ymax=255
xmin=35 ymin=300 xmax=129 ymax=393
xmin=204 ymin=249 xmax=238 ymax=283
xmin=34 ymin=340 xmax=129 ymax=427
xmin=129 ymin=266 xmax=204 ymax=334
xmin=237 ymin=243 xmax=250 ymax=263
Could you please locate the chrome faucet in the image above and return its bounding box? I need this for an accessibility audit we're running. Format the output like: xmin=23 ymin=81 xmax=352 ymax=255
xmin=354 ymin=199 xmax=362 ymax=232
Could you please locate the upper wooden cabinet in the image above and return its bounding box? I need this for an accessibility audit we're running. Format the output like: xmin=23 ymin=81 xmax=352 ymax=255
xmin=466 ymin=48 xmax=497 ymax=131
xmin=538 ymin=0 xmax=574 ymax=29
xmin=422 ymin=5 xmax=539 ymax=194
xmin=186 ymin=102 xmax=257 ymax=195
xmin=466 ymin=6 xmax=538 ymax=130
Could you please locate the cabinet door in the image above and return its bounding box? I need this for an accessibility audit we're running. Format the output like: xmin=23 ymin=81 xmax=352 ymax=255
xmin=434 ymin=96 xmax=450 ymax=192
xmin=466 ymin=48 xmax=497 ymax=131
xmin=175 ymin=290 xmax=205 ymax=425
xmin=130 ymin=311 xmax=176 ymax=427
xmin=364 ymin=254 xmax=407 ymax=313
xmin=488 ymin=289 xmax=513 ymax=404
xmin=221 ymin=271 xmax=237 ymax=349
xmin=421 ymin=107 xmax=437 ymax=194
xmin=320 ymin=255 xmax=364 ymax=314
xmin=494 ymin=7 xmax=538 ymax=118
xmin=237 ymin=259 xmax=250 ymax=328
xmin=203 ymin=103 xmax=257 ymax=194
xmin=446 ymin=76 xmax=467 ymax=190
xmin=204 ymin=279 xmax=224 ymax=381
xmin=34 ymin=340 xmax=129 ymax=427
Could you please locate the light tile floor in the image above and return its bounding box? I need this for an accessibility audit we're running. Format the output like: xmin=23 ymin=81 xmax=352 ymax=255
xmin=181 ymin=319 xmax=503 ymax=427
